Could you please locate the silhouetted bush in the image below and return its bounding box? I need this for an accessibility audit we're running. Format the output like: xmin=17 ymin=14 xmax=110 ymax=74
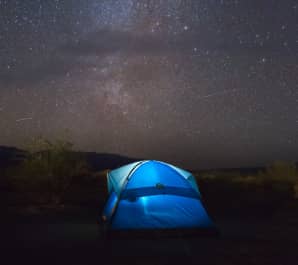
xmin=12 ymin=137 xmax=91 ymax=205
xmin=198 ymin=161 xmax=297 ymax=199
xmin=258 ymin=161 xmax=298 ymax=198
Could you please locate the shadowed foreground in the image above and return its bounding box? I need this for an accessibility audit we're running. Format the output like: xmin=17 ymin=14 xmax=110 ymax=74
xmin=1 ymin=203 xmax=298 ymax=265
xmin=1 ymin=154 xmax=298 ymax=265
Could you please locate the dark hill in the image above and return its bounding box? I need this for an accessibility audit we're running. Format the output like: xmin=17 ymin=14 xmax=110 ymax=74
xmin=79 ymin=152 xmax=141 ymax=171
xmin=0 ymin=146 xmax=27 ymax=170
xmin=0 ymin=145 xmax=140 ymax=172
xmin=1 ymin=145 xmax=297 ymax=173
xmin=196 ymin=167 xmax=265 ymax=176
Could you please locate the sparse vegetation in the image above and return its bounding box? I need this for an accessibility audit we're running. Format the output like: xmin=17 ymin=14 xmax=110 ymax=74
xmin=198 ymin=161 xmax=298 ymax=199
xmin=194 ymin=161 xmax=298 ymax=218
xmin=258 ymin=161 xmax=298 ymax=197
xmin=11 ymin=136 xmax=92 ymax=205
xmin=2 ymin=140 xmax=297 ymax=216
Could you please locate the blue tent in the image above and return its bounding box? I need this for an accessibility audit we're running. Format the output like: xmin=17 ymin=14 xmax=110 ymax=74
xmin=102 ymin=160 xmax=216 ymax=231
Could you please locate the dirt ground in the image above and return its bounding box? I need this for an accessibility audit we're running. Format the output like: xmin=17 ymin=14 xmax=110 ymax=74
xmin=1 ymin=173 xmax=297 ymax=264
xmin=1 ymin=204 xmax=297 ymax=265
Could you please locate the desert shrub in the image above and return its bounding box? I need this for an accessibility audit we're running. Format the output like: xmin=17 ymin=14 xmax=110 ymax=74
xmin=200 ymin=173 xmax=217 ymax=180
xmin=13 ymin=137 xmax=91 ymax=205
xmin=258 ymin=161 xmax=298 ymax=198
xmin=259 ymin=161 xmax=297 ymax=182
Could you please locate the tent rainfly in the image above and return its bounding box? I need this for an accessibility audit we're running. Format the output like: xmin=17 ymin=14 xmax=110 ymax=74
xmin=101 ymin=160 xmax=217 ymax=235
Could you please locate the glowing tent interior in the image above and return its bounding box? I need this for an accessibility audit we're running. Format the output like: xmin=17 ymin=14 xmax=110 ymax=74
xmin=101 ymin=160 xmax=217 ymax=235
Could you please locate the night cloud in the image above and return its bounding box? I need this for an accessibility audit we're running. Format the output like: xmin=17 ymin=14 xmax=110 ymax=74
xmin=1 ymin=0 xmax=297 ymax=168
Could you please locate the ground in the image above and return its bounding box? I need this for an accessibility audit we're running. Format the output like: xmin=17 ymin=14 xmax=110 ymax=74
xmin=1 ymin=167 xmax=298 ymax=265
xmin=1 ymin=202 xmax=297 ymax=265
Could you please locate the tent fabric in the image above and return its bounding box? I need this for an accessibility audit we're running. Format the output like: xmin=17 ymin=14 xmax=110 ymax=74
xmin=112 ymin=195 xmax=212 ymax=229
xmin=102 ymin=160 xmax=215 ymax=230
xmin=107 ymin=161 xmax=143 ymax=195
xmin=102 ymin=191 xmax=118 ymax=221
xmin=160 ymin=161 xmax=201 ymax=194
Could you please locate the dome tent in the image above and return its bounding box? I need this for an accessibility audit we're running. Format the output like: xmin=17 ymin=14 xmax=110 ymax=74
xmin=102 ymin=160 xmax=217 ymax=236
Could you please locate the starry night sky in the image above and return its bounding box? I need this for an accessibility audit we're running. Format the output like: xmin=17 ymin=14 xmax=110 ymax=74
xmin=0 ymin=0 xmax=298 ymax=169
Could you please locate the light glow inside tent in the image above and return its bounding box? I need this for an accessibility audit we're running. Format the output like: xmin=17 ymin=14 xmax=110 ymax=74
xmin=102 ymin=160 xmax=215 ymax=230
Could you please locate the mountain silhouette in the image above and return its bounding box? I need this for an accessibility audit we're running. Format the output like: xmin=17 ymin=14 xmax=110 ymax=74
xmin=1 ymin=145 xmax=297 ymax=173
xmin=0 ymin=146 xmax=27 ymax=170
xmin=0 ymin=145 xmax=141 ymax=172
xmin=79 ymin=151 xmax=141 ymax=171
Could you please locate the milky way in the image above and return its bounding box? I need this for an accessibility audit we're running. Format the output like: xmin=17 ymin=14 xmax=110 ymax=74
xmin=0 ymin=0 xmax=298 ymax=168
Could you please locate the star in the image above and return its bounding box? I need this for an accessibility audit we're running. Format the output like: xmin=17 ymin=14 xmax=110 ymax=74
xmin=0 ymin=0 xmax=297 ymax=168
